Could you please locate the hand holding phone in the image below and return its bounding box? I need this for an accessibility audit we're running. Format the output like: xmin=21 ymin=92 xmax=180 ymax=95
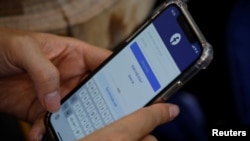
xmin=45 ymin=0 xmax=213 ymax=140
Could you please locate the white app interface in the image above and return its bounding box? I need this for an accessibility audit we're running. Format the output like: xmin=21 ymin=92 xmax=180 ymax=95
xmin=50 ymin=23 xmax=181 ymax=141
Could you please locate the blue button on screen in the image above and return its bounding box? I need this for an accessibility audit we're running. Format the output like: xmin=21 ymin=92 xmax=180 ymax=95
xmin=130 ymin=42 xmax=161 ymax=92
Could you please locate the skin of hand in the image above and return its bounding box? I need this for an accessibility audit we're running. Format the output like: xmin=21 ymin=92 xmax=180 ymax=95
xmin=0 ymin=27 xmax=111 ymax=140
xmin=80 ymin=103 xmax=179 ymax=141
xmin=0 ymin=28 xmax=180 ymax=141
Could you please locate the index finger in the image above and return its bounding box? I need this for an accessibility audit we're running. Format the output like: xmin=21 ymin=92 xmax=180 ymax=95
xmin=81 ymin=41 xmax=112 ymax=71
xmin=115 ymin=103 xmax=180 ymax=140
xmin=82 ymin=103 xmax=179 ymax=141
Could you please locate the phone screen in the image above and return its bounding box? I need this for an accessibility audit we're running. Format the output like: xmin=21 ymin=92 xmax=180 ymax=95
xmin=48 ymin=4 xmax=203 ymax=141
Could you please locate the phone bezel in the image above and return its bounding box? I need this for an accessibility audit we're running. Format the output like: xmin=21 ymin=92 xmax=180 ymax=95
xmin=45 ymin=0 xmax=213 ymax=140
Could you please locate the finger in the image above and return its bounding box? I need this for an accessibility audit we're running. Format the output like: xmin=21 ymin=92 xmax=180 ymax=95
xmin=35 ymin=33 xmax=112 ymax=72
xmin=28 ymin=116 xmax=46 ymax=141
xmin=81 ymin=42 xmax=112 ymax=71
xmin=141 ymin=135 xmax=157 ymax=141
xmin=14 ymin=36 xmax=61 ymax=112
xmin=26 ymin=33 xmax=111 ymax=111
xmin=82 ymin=103 xmax=179 ymax=141
xmin=113 ymin=103 xmax=179 ymax=140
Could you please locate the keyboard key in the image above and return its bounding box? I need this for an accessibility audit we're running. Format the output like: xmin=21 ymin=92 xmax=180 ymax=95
xmin=67 ymin=114 xmax=80 ymax=131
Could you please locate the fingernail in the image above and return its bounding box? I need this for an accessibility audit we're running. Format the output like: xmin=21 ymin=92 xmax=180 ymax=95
xmin=44 ymin=91 xmax=61 ymax=112
xmin=168 ymin=104 xmax=180 ymax=120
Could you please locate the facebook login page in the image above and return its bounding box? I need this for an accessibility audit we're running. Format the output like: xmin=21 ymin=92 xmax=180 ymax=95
xmin=94 ymin=23 xmax=180 ymax=118
xmin=50 ymin=6 xmax=202 ymax=141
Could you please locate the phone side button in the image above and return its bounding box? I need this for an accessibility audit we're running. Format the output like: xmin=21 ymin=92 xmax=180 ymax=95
xmin=162 ymin=81 xmax=183 ymax=101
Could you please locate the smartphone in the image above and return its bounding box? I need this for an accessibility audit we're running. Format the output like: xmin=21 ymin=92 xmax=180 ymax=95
xmin=45 ymin=0 xmax=213 ymax=140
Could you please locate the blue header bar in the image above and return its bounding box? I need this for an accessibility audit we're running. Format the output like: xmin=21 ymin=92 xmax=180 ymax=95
xmin=130 ymin=42 xmax=161 ymax=92
xmin=152 ymin=5 xmax=201 ymax=71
